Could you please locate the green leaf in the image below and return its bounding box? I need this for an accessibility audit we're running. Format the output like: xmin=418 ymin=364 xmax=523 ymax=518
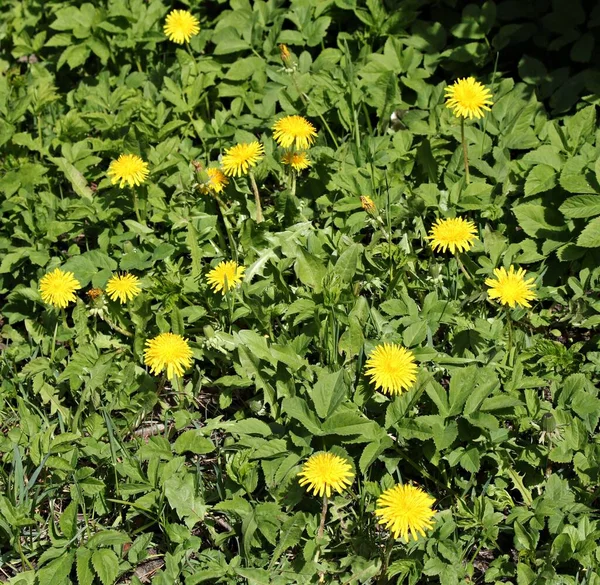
xmin=37 ymin=551 xmax=75 ymax=585
xmin=173 ymin=430 xmax=215 ymax=455
xmin=87 ymin=529 xmax=131 ymax=549
xmin=448 ymin=366 xmax=478 ymax=417
xmin=560 ymin=157 xmax=595 ymax=193
xmin=560 ymin=195 xmax=600 ymax=219
xmin=513 ymin=203 xmax=566 ymax=237
xmin=294 ymin=249 xmax=326 ymax=292
xmin=281 ymin=397 xmax=323 ymax=435
xmin=576 ymin=216 xmax=600 ymax=248
xmin=59 ymin=499 xmax=78 ymax=539
xmin=164 ymin=473 xmax=206 ymax=529
xmin=310 ymin=369 xmax=348 ymax=419
xmin=524 ymin=164 xmax=556 ymax=196
xmin=76 ymin=548 xmax=94 ymax=585
xmin=48 ymin=156 xmax=93 ymax=199
xmin=269 ymin=512 xmax=306 ymax=569
xmin=91 ymin=549 xmax=119 ymax=585
xmin=332 ymin=243 xmax=362 ymax=283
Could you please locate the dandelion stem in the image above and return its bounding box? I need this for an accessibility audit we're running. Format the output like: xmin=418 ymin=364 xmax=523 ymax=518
xmin=505 ymin=309 xmax=514 ymax=366
xmin=50 ymin=316 xmax=59 ymax=362
xmin=291 ymin=171 xmax=297 ymax=197
xmin=248 ymin=172 xmax=263 ymax=223
xmin=132 ymin=187 xmax=142 ymax=223
xmin=317 ymin=494 xmax=328 ymax=540
xmin=377 ymin=535 xmax=394 ymax=585
xmin=460 ymin=117 xmax=470 ymax=184
xmin=215 ymin=196 xmax=238 ymax=262
xmin=456 ymin=254 xmax=474 ymax=282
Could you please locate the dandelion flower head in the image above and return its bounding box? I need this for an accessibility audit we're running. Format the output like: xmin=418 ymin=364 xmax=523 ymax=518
xmin=444 ymin=77 xmax=493 ymax=119
xmin=376 ymin=484 xmax=436 ymax=541
xmin=203 ymin=167 xmax=229 ymax=194
xmin=206 ymin=261 xmax=245 ymax=294
xmin=272 ymin=115 xmax=317 ymax=150
xmin=485 ymin=265 xmax=537 ymax=308
xmin=365 ymin=343 xmax=417 ymax=396
xmin=105 ymin=273 xmax=141 ymax=304
xmin=282 ymin=151 xmax=311 ymax=171
xmin=144 ymin=332 xmax=193 ymax=379
xmin=39 ymin=268 xmax=81 ymax=308
xmin=163 ymin=9 xmax=200 ymax=44
xmin=298 ymin=452 xmax=354 ymax=498
xmin=427 ymin=217 xmax=477 ymax=254
xmin=360 ymin=195 xmax=376 ymax=213
xmin=221 ymin=142 xmax=264 ymax=177
xmin=107 ymin=154 xmax=149 ymax=188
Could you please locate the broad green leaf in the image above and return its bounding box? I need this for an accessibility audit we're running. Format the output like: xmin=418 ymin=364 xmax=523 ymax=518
xmin=310 ymin=369 xmax=348 ymax=419
xmin=37 ymin=551 xmax=75 ymax=585
xmin=76 ymin=548 xmax=94 ymax=585
xmin=524 ymin=164 xmax=556 ymax=196
xmin=91 ymin=549 xmax=119 ymax=585
xmin=49 ymin=156 xmax=93 ymax=199
xmin=513 ymin=204 xmax=566 ymax=237
xmin=173 ymin=430 xmax=215 ymax=455
xmin=560 ymin=195 xmax=600 ymax=219
xmin=576 ymin=216 xmax=600 ymax=248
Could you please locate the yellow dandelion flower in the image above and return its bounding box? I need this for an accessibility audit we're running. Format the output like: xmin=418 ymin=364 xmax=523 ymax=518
xmin=279 ymin=43 xmax=291 ymax=64
xmin=375 ymin=484 xmax=436 ymax=541
xmin=485 ymin=266 xmax=537 ymax=309
xmin=163 ymin=9 xmax=200 ymax=44
xmin=107 ymin=154 xmax=149 ymax=188
xmin=105 ymin=273 xmax=141 ymax=304
xmin=39 ymin=268 xmax=81 ymax=309
xmin=444 ymin=77 xmax=493 ymax=119
xmin=298 ymin=452 xmax=354 ymax=498
xmin=200 ymin=167 xmax=229 ymax=195
xmin=427 ymin=217 xmax=477 ymax=254
xmin=206 ymin=261 xmax=245 ymax=294
xmin=282 ymin=151 xmax=311 ymax=171
xmin=360 ymin=195 xmax=376 ymax=213
xmin=221 ymin=142 xmax=265 ymax=177
xmin=272 ymin=115 xmax=317 ymax=150
xmin=365 ymin=343 xmax=417 ymax=396
xmin=144 ymin=332 xmax=193 ymax=379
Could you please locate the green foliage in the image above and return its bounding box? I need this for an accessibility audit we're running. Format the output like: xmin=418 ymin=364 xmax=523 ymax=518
xmin=1 ymin=0 xmax=600 ymax=584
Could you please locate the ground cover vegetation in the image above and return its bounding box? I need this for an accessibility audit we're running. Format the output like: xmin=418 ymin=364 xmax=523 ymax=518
xmin=1 ymin=0 xmax=600 ymax=583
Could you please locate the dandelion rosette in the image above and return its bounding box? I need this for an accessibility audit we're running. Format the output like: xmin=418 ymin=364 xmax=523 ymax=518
xmin=221 ymin=142 xmax=265 ymax=177
xmin=163 ymin=10 xmax=200 ymax=44
xmin=200 ymin=167 xmax=229 ymax=194
xmin=282 ymin=151 xmax=311 ymax=171
xmin=365 ymin=343 xmax=417 ymax=395
xmin=107 ymin=154 xmax=149 ymax=188
xmin=485 ymin=265 xmax=537 ymax=308
xmin=105 ymin=273 xmax=141 ymax=304
xmin=444 ymin=77 xmax=493 ymax=119
xmin=427 ymin=217 xmax=477 ymax=254
xmin=144 ymin=333 xmax=193 ymax=379
xmin=39 ymin=268 xmax=81 ymax=308
xmin=272 ymin=115 xmax=317 ymax=150
xmin=207 ymin=261 xmax=245 ymax=294
xmin=298 ymin=452 xmax=354 ymax=498
xmin=376 ymin=484 xmax=436 ymax=541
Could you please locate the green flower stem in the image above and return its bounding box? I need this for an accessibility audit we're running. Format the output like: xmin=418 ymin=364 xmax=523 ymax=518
xmin=505 ymin=308 xmax=514 ymax=366
xmin=291 ymin=170 xmax=297 ymax=197
xmin=377 ymin=534 xmax=394 ymax=585
xmin=456 ymin=254 xmax=474 ymax=282
xmin=248 ymin=172 xmax=264 ymax=223
xmin=132 ymin=187 xmax=142 ymax=223
xmin=215 ymin=195 xmax=238 ymax=263
xmin=460 ymin=117 xmax=470 ymax=184
xmin=49 ymin=315 xmax=59 ymax=362
xmin=317 ymin=494 xmax=328 ymax=540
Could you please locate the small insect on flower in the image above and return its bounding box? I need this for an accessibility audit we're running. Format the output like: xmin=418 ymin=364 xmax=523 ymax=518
xmin=200 ymin=167 xmax=229 ymax=195
xmin=144 ymin=332 xmax=193 ymax=380
xmin=445 ymin=77 xmax=493 ymax=119
xmin=105 ymin=273 xmax=141 ymax=304
xmin=485 ymin=265 xmax=537 ymax=309
xmin=272 ymin=115 xmax=317 ymax=150
xmin=282 ymin=151 xmax=311 ymax=172
xmin=221 ymin=142 xmax=265 ymax=177
xmin=298 ymin=452 xmax=355 ymax=498
xmin=39 ymin=268 xmax=81 ymax=309
xmin=427 ymin=217 xmax=478 ymax=254
xmin=375 ymin=484 xmax=436 ymax=541
xmin=206 ymin=261 xmax=245 ymax=294
xmin=107 ymin=154 xmax=149 ymax=188
xmin=360 ymin=195 xmax=376 ymax=214
xmin=365 ymin=343 xmax=417 ymax=396
xmin=163 ymin=9 xmax=200 ymax=44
